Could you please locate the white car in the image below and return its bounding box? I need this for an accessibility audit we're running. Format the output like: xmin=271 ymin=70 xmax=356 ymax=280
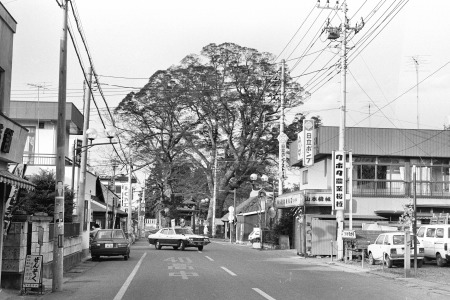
xmin=248 ymin=228 xmax=260 ymax=243
xmin=417 ymin=224 xmax=450 ymax=267
xmin=368 ymin=232 xmax=424 ymax=268
xmin=148 ymin=227 xmax=210 ymax=251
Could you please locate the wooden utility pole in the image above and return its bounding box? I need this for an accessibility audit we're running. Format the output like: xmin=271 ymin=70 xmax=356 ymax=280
xmin=53 ymin=0 xmax=69 ymax=292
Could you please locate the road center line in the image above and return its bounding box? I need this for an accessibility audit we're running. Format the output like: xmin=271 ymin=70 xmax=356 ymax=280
xmin=220 ymin=266 xmax=237 ymax=276
xmin=113 ymin=252 xmax=147 ymax=300
xmin=252 ymin=288 xmax=276 ymax=300
xmin=205 ymin=256 xmax=214 ymax=261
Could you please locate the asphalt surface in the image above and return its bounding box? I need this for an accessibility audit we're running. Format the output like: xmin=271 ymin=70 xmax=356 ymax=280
xmin=1 ymin=239 xmax=449 ymax=300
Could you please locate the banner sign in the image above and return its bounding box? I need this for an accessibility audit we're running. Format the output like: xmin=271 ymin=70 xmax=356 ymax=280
xmin=332 ymin=151 xmax=346 ymax=210
xmin=275 ymin=192 xmax=304 ymax=208
xmin=23 ymin=255 xmax=43 ymax=288
xmin=302 ymin=120 xmax=315 ymax=166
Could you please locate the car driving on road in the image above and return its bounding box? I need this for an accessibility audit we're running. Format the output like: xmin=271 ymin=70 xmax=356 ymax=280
xmin=148 ymin=227 xmax=210 ymax=251
xmin=90 ymin=229 xmax=130 ymax=261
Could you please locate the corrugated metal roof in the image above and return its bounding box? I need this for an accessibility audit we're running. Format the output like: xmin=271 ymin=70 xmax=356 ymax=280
xmin=291 ymin=126 xmax=450 ymax=166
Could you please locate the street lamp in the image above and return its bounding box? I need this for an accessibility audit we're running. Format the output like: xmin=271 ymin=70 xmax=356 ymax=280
xmin=76 ymin=127 xmax=117 ymax=251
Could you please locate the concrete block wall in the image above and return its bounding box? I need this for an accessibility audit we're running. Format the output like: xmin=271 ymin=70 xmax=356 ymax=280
xmin=2 ymin=222 xmax=27 ymax=273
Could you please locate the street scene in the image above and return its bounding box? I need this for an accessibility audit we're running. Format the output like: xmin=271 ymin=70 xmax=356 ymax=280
xmin=0 ymin=0 xmax=450 ymax=299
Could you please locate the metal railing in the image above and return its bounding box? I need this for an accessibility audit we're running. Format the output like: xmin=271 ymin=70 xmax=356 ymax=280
xmin=49 ymin=223 xmax=80 ymax=241
xmin=353 ymin=180 xmax=450 ymax=198
xmin=23 ymin=153 xmax=74 ymax=166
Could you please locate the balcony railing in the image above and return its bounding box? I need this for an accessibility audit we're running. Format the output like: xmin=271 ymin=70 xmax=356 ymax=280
xmin=353 ymin=180 xmax=450 ymax=198
xmin=23 ymin=153 xmax=75 ymax=166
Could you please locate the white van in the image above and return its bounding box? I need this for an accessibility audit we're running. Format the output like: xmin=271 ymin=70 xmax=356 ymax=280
xmin=416 ymin=224 xmax=450 ymax=267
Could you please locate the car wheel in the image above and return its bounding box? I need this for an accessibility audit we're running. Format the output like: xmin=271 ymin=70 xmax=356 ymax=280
xmin=124 ymin=255 xmax=128 ymax=261
xmin=385 ymin=254 xmax=393 ymax=268
xmin=198 ymin=246 xmax=204 ymax=251
xmin=92 ymin=255 xmax=99 ymax=261
xmin=368 ymin=253 xmax=375 ymax=265
xmin=173 ymin=246 xmax=179 ymax=250
xmin=155 ymin=241 xmax=162 ymax=250
xmin=417 ymin=259 xmax=423 ymax=268
xmin=180 ymin=241 xmax=186 ymax=251
xmin=437 ymin=253 xmax=447 ymax=267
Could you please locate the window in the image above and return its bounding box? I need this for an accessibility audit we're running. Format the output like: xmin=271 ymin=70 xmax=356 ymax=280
xmin=417 ymin=227 xmax=425 ymax=238
xmin=38 ymin=122 xmax=45 ymax=129
xmin=302 ymin=170 xmax=308 ymax=185
xmin=436 ymin=228 xmax=444 ymax=238
xmin=393 ymin=235 xmax=404 ymax=245
xmin=375 ymin=235 xmax=385 ymax=245
xmin=426 ymin=228 xmax=436 ymax=238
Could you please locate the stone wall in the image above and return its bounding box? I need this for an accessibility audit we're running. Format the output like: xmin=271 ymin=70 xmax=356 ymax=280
xmin=1 ymin=216 xmax=83 ymax=289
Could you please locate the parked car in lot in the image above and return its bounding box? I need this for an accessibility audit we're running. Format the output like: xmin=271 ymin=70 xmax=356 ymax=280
xmin=368 ymin=232 xmax=424 ymax=268
xmin=148 ymin=227 xmax=210 ymax=251
xmin=248 ymin=228 xmax=260 ymax=243
xmin=90 ymin=229 xmax=130 ymax=261
xmin=417 ymin=224 xmax=450 ymax=267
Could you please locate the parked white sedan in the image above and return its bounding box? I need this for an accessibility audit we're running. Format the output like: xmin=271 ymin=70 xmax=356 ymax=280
xmin=368 ymin=232 xmax=424 ymax=268
xmin=148 ymin=227 xmax=210 ymax=251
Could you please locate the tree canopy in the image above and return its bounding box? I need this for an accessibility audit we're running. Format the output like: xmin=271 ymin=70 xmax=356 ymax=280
xmin=115 ymin=43 xmax=310 ymax=222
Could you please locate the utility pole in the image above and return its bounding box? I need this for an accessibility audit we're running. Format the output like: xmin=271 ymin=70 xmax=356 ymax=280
xmin=53 ymin=0 xmax=69 ymax=292
xmin=111 ymin=164 xmax=117 ymax=229
xmin=77 ymin=68 xmax=93 ymax=249
xmin=127 ymin=156 xmax=133 ymax=238
xmin=211 ymin=149 xmax=218 ymax=238
xmin=318 ymin=0 xmax=363 ymax=260
xmin=278 ymin=60 xmax=287 ymax=197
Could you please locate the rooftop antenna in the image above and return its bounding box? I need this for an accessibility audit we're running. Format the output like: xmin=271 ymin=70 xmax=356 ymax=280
xmin=27 ymin=83 xmax=50 ymax=154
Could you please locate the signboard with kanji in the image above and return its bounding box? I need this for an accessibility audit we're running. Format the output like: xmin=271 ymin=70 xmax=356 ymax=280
xmin=302 ymin=119 xmax=315 ymax=166
xmin=23 ymin=255 xmax=43 ymax=288
xmin=332 ymin=151 xmax=346 ymax=211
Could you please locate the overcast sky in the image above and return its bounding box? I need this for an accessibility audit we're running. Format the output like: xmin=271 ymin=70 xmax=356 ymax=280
xmin=4 ymin=0 xmax=450 ymax=133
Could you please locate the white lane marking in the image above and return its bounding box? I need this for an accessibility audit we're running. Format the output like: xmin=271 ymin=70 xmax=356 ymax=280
xmin=221 ymin=266 xmax=237 ymax=276
xmin=169 ymin=271 xmax=199 ymax=279
xmin=113 ymin=252 xmax=147 ymax=300
xmin=253 ymin=288 xmax=276 ymax=300
xmin=205 ymin=256 xmax=214 ymax=261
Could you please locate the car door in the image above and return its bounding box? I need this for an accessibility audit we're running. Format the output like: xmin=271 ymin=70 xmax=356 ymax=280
xmin=166 ymin=229 xmax=177 ymax=245
xmin=371 ymin=234 xmax=385 ymax=260
xmin=424 ymin=227 xmax=436 ymax=257
xmin=434 ymin=227 xmax=445 ymax=256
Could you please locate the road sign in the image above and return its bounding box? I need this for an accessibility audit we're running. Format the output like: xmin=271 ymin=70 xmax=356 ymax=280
xmin=342 ymin=230 xmax=356 ymax=239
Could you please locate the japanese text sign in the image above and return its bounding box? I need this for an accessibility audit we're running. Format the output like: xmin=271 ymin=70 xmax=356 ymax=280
xmin=302 ymin=120 xmax=315 ymax=166
xmin=23 ymin=255 xmax=43 ymax=288
xmin=332 ymin=151 xmax=346 ymax=211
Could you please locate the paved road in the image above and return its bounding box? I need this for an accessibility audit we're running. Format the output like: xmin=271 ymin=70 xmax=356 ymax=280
xmin=8 ymin=239 xmax=449 ymax=300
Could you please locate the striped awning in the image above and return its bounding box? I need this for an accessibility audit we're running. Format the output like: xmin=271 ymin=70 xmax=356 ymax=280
xmin=0 ymin=170 xmax=35 ymax=191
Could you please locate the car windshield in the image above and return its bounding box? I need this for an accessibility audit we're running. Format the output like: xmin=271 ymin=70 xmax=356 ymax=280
xmin=96 ymin=230 xmax=125 ymax=239
xmin=174 ymin=228 xmax=194 ymax=235
xmin=392 ymin=235 xmax=419 ymax=245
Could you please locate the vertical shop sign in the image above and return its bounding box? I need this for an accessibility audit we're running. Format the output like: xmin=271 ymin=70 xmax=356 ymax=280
xmin=332 ymin=151 xmax=346 ymax=210
xmin=302 ymin=120 xmax=315 ymax=166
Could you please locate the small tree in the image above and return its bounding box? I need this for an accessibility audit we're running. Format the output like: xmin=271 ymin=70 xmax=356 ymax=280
xmin=399 ymin=200 xmax=415 ymax=231
xmin=15 ymin=169 xmax=74 ymax=222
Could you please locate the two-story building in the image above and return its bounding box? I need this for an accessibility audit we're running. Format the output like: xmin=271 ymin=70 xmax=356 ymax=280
xmin=283 ymin=126 xmax=450 ymax=254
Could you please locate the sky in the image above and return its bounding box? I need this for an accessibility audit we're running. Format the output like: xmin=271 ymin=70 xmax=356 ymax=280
xmin=3 ymin=0 xmax=450 ymax=171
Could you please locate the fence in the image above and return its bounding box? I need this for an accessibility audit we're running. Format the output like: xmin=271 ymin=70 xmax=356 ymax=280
xmin=49 ymin=223 xmax=80 ymax=241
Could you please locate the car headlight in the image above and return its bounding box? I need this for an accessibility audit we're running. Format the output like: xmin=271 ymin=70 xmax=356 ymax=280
xmin=188 ymin=238 xmax=193 ymax=242
xmin=204 ymin=238 xmax=210 ymax=242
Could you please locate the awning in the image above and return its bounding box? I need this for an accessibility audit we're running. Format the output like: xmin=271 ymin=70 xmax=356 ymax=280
xmin=0 ymin=170 xmax=35 ymax=191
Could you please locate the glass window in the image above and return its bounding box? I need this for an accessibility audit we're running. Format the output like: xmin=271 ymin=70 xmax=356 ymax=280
xmin=112 ymin=230 xmax=125 ymax=238
xmin=436 ymin=228 xmax=444 ymax=238
xmin=302 ymin=170 xmax=308 ymax=185
xmin=167 ymin=229 xmax=174 ymax=235
xmin=393 ymin=235 xmax=405 ymax=245
xmin=417 ymin=227 xmax=425 ymax=238
xmin=377 ymin=165 xmax=388 ymax=180
xmin=375 ymin=235 xmax=385 ymax=245
xmin=426 ymin=228 xmax=436 ymax=238
xmin=354 ymin=157 xmax=376 ymax=163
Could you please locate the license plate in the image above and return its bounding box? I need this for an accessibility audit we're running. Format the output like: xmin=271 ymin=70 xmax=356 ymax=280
xmin=105 ymin=244 xmax=113 ymax=248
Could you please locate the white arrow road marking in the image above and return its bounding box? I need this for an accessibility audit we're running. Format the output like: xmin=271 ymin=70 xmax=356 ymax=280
xmin=253 ymin=288 xmax=276 ymax=300
xmin=205 ymin=256 xmax=214 ymax=261
xmin=113 ymin=252 xmax=147 ymax=300
xmin=221 ymin=266 xmax=237 ymax=276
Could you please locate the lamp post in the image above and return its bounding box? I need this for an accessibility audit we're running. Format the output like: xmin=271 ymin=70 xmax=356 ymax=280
xmin=76 ymin=127 xmax=117 ymax=251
